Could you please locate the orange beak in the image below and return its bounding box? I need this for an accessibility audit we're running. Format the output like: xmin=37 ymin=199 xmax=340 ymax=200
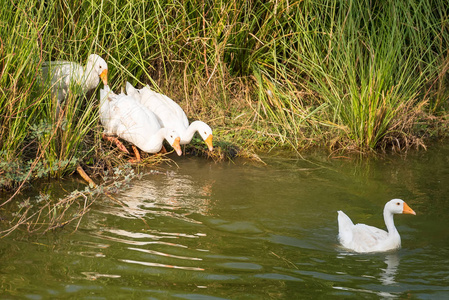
xmin=99 ymin=69 xmax=108 ymax=86
xmin=172 ymin=137 xmax=182 ymax=156
xmin=402 ymin=202 xmax=416 ymax=215
xmin=204 ymin=134 xmax=213 ymax=151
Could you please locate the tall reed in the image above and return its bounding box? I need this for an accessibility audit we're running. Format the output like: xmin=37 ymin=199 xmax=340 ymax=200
xmin=1 ymin=0 xmax=448 ymax=190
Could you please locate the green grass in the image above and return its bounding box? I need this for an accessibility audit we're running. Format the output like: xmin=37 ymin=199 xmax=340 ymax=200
xmin=1 ymin=0 xmax=449 ymax=191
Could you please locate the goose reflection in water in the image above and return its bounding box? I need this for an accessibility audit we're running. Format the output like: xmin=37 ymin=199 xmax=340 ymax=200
xmin=87 ymin=172 xmax=211 ymax=273
xmin=99 ymin=173 xmax=213 ymax=223
xmin=333 ymin=253 xmax=401 ymax=298
xmin=380 ymin=254 xmax=399 ymax=286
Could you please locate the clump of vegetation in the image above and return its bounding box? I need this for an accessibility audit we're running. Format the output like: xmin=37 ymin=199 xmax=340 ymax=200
xmin=0 ymin=164 xmax=141 ymax=237
xmin=1 ymin=0 xmax=449 ymax=231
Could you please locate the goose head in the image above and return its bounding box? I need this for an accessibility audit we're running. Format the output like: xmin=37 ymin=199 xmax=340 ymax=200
xmin=87 ymin=54 xmax=108 ymax=86
xmin=191 ymin=121 xmax=213 ymax=151
xmin=385 ymin=199 xmax=416 ymax=215
xmin=164 ymin=129 xmax=183 ymax=156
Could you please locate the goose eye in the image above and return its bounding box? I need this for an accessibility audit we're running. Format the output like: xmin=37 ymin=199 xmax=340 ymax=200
xmin=396 ymin=202 xmax=400 ymax=205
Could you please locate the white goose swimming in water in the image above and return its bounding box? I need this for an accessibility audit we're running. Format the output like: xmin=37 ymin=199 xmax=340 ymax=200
xmin=125 ymin=82 xmax=213 ymax=151
xmin=337 ymin=199 xmax=416 ymax=253
xmin=99 ymin=85 xmax=182 ymax=161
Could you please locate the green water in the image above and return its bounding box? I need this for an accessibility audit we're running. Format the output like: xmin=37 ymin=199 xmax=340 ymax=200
xmin=1 ymin=145 xmax=449 ymax=299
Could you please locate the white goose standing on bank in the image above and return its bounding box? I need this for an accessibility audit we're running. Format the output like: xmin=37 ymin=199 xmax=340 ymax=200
xmin=125 ymin=82 xmax=213 ymax=151
xmin=337 ymin=199 xmax=416 ymax=253
xmin=41 ymin=54 xmax=108 ymax=111
xmin=99 ymin=85 xmax=182 ymax=161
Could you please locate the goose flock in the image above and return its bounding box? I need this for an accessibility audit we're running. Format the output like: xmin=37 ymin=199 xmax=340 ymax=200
xmin=42 ymin=54 xmax=213 ymax=161
xmin=42 ymin=55 xmax=417 ymax=253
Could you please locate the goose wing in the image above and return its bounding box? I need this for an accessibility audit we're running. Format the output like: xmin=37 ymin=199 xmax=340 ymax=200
xmin=100 ymin=88 xmax=160 ymax=147
xmin=350 ymin=224 xmax=388 ymax=251
xmin=338 ymin=210 xmax=389 ymax=253
xmin=141 ymin=86 xmax=189 ymax=130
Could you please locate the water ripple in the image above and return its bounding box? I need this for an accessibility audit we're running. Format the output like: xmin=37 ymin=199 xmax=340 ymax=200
xmin=128 ymin=246 xmax=203 ymax=261
xmin=120 ymin=259 xmax=204 ymax=271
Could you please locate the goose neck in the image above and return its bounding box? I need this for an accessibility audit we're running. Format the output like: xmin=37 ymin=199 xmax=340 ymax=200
xmin=383 ymin=209 xmax=398 ymax=236
xmin=181 ymin=123 xmax=197 ymax=144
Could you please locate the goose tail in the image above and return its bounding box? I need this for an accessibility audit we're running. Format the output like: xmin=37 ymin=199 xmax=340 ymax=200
xmin=337 ymin=210 xmax=354 ymax=245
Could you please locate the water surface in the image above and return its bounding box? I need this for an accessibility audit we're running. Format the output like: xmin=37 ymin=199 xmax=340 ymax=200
xmin=1 ymin=145 xmax=449 ymax=299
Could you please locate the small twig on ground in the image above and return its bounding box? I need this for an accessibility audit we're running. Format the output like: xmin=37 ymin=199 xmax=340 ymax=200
xmin=76 ymin=165 xmax=97 ymax=188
